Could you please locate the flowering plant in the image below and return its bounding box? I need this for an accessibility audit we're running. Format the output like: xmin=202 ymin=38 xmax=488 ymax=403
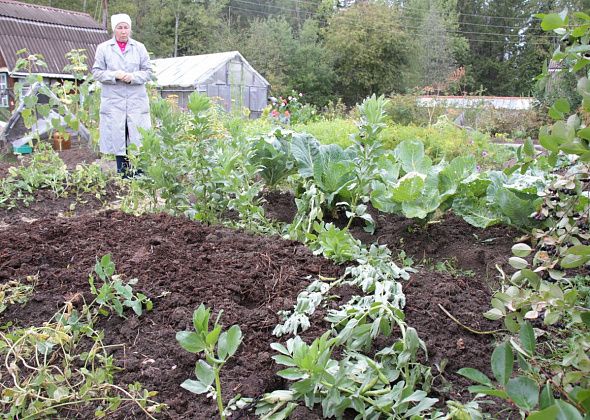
xmin=269 ymin=90 xmax=305 ymax=124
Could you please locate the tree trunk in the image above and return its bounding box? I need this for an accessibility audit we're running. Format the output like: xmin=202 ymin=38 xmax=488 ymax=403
xmin=174 ymin=12 xmax=179 ymax=57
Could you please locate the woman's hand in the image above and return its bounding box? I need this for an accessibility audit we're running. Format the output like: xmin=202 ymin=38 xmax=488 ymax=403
xmin=121 ymin=73 xmax=134 ymax=83
xmin=115 ymin=71 xmax=134 ymax=83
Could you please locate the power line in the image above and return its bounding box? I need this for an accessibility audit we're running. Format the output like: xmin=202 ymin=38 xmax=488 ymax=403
xmin=230 ymin=0 xmax=557 ymax=40
xmin=234 ymin=0 xmax=546 ymax=22
xmin=227 ymin=3 xmax=557 ymax=45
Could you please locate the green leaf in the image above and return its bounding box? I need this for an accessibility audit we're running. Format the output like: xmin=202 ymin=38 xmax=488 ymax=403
xmin=192 ymin=304 xmax=210 ymax=333
xmin=467 ymin=385 xmax=508 ymax=399
xmin=519 ymin=322 xmax=535 ymax=356
xmin=539 ymin=382 xmax=555 ymax=409
xmin=394 ymin=139 xmax=432 ymax=174
xmin=452 ymin=196 xmax=501 ymax=228
xmin=491 ymin=342 xmax=513 ymax=386
xmin=176 ymin=331 xmax=206 ymax=354
xmin=541 ymin=13 xmax=566 ymax=31
xmin=506 ymin=377 xmax=539 ymax=411
xmin=206 ymin=324 xmax=222 ymax=346
xmin=560 ymin=254 xmax=590 ymax=269
xmin=277 ymin=367 xmax=307 ymax=380
xmin=180 ymin=379 xmax=210 ymax=394
xmin=218 ymin=324 xmax=242 ymax=360
xmin=554 ymin=98 xmax=571 ymax=114
xmin=528 ymin=400 xmax=583 ymax=420
xmin=509 ymin=257 xmax=529 ymax=269
xmin=195 ymin=360 xmax=215 ymax=387
xmin=566 ymin=244 xmax=590 ymax=256
xmin=512 ymin=243 xmax=533 ymax=257
xmin=484 ymin=308 xmax=505 ymax=321
xmin=291 ymin=132 xmax=320 ymax=178
xmin=390 ymin=172 xmax=425 ymax=202
xmin=457 ymin=368 xmax=493 ymax=387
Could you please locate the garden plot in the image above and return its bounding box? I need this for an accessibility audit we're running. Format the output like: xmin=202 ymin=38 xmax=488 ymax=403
xmin=1 ymin=196 xmax=517 ymax=417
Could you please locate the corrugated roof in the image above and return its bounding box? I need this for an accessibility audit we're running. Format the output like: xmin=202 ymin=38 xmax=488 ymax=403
xmin=0 ymin=0 xmax=103 ymax=28
xmin=0 ymin=0 xmax=108 ymax=75
xmin=152 ymin=51 xmax=270 ymax=88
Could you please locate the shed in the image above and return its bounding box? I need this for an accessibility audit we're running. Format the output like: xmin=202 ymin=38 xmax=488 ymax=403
xmin=0 ymin=0 xmax=108 ymax=112
xmin=152 ymin=51 xmax=270 ymax=118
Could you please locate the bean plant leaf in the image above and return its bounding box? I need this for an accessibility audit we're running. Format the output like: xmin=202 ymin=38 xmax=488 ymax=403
xmin=512 ymin=243 xmax=533 ymax=257
xmin=519 ymin=322 xmax=535 ymax=356
xmin=193 ymin=304 xmax=210 ymax=333
xmin=528 ymin=400 xmax=584 ymax=420
xmin=539 ymin=382 xmax=555 ymax=410
xmin=540 ymin=13 xmax=567 ymax=30
xmin=506 ymin=377 xmax=539 ymax=411
xmin=457 ymin=368 xmax=493 ymax=387
xmin=491 ymin=342 xmax=513 ymax=386
xmin=218 ymin=324 xmax=242 ymax=360
xmin=194 ymin=360 xmax=215 ymax=386
xmin=467 ymin=385 xmax=509 ymax=399
xmin=176 ymin=331 xmax=206 ymax=354
xmin=206 ymin=324 xmax=222 ymax=346
xmin=181 ymin=379 xmax=210 ymax=394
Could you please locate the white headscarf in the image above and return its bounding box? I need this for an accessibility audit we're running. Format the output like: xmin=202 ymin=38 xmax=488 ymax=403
xmin=111 ymin=13 xmax=132 ymax=31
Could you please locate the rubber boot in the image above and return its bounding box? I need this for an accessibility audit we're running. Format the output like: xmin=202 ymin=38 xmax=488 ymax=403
xmin=115 ymin=155 xmax=130 ymax=177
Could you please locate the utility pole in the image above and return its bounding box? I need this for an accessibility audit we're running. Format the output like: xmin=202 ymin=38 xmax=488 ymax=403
xmin=101 ymin=0 xmax=109 ymax=30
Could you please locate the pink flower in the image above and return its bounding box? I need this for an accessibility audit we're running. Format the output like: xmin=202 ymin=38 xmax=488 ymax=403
xmin=271 ymin=110 xmax=279 ymax=117
xmin=284 ymin=110 xmax=290 ymax=117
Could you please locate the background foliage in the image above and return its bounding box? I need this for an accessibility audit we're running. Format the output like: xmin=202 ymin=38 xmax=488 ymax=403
xmin=16 ymin=0 xmax=590 ymax=106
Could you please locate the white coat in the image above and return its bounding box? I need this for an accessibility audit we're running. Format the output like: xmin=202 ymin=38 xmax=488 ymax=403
xmin=92 ymin=37 xmax=152 ymax=156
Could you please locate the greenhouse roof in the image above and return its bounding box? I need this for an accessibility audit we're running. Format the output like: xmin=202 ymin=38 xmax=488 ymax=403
xmin=152 ymin=51 xmax=270 ymax=88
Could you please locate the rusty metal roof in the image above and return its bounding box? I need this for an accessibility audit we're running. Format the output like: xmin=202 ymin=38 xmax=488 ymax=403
xmin=0 ymin=0 xmax=109 ymax=76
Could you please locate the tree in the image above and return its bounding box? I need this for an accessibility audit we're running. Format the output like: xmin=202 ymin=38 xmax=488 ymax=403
xmin=240 ymin=17 xmax=298 ymax=93
xmin=284 ymin=19 xmax=336 ymax=106
xmin=324 ymin=2 xmax=411 ymax=105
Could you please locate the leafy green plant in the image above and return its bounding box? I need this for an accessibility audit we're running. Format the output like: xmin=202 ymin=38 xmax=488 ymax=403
xmin=310 ymin=221 xmax=362 ymax=263
xmin=459 ymin=332 xmax=587 ymax=418
xmin=176 ymin=304 xmax=243 ymax=420
xmin=250 ymin=130 xmax=296 ymax=188
xmin=267 ymin=329 xmax=437 ymax=419
xmin=89 ymin=254 xmax=153 ymax=318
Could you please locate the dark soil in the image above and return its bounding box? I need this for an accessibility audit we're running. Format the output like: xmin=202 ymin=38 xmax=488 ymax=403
xmin=0 ymin=144 xmax=118 ymax=228
xmin=0 ymin=211 xmax=344 ymax=418
xmin=0 ymin=158 xmax=520 ymax=417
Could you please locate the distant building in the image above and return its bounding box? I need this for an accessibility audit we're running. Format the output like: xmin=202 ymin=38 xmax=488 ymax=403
xmin=152 ymin=51 xmax=270 ymax=118
xmin=0 ymin=0 xmax=108 ymax=111
xmin=416 ymin=95 xmax=534 ymax=110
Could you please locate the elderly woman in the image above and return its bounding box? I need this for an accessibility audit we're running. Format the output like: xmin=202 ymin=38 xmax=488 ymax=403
xmin=92 ymin=13 xmax=152 ymax=176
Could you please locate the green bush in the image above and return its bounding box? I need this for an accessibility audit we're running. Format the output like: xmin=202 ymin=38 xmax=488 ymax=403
xmin=469 ymin=108 xmax=542 ymax=139
xmin=384 ymin=94 xmax=444 ymax=126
